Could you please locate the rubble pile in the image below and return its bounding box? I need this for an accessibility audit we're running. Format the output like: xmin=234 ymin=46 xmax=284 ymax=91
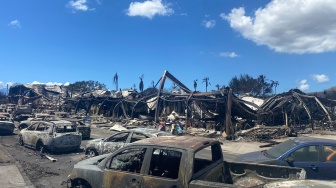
xmin=236 ymin=126 xmax=292 ymax=141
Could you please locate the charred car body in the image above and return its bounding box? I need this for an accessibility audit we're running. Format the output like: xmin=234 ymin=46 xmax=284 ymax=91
xmin=85 ymin=128 xmax=171 ymax=157
xmin=68 ymin=136 xmax=305 ymax=188
xmin=0 ymin=115 xmax=15 ymax=134
xmin=69 ymin=119 xmax=91 ymax=139
xmin=18 ymin=113 xmax=59 ymax=130
xmin=19 ymin=120 xmax=82 ymax=152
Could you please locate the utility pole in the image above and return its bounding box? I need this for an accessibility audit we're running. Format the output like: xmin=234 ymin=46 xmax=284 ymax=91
xmin=202 ymin=77 xmax=210 ymax=92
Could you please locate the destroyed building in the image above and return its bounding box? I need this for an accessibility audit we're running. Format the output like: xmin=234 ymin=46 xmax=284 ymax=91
xmin=7 ymin=71 xmax=336 ymax=139
xmin=258 ymin=89 xmax=336 ymax=129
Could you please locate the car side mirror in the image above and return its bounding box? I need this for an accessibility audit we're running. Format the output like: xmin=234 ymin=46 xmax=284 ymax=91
xmin=285 ymin=156 xmax=294 ymax=164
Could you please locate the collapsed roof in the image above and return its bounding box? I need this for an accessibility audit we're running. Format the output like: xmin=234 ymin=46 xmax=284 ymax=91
xmin=258 ymin=89 xmax=336 ymax=127
xmin=9 ymin=72 xmax=336 ymax=135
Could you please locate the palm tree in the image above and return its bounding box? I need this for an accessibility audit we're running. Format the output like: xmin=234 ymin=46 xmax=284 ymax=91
xmin=271 ymin=80 xmax=279 ymax=94
xmin=215 ymin=84 xmax=220 ymax=90
xmin=139 ymin=74 xmax=144 ymax=93
xmin=151 ymin=80 xmax=155 ymax=88
xmin=113 ymin=72 xmax=118 ymax=91
xmin=193 ymin=79 xmax=198 ymax=92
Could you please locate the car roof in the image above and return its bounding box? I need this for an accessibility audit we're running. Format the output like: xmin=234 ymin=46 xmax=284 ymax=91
xmin=116 ymin=128 xmax=171 ymax=136
xmin=292 ymin=137 xmax=336 ymax=145
xmin=133 ymin=136 xmax=218 ymax=151
xmin=132 ymin=128 xmax=169 ymax=134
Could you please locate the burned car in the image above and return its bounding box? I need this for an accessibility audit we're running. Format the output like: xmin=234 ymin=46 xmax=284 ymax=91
xmin=0 ymin=115 xmax=15 ymax=134
xmin=64 ymin=118 xmax=91 ymax=139
xmin=18 ymin=113 xmax=53 ymax=130
xmin=85 ymin=128 xmax=171 ymax=157
xmin=68 ymin=136 xmax=304 ymax=188
xmin=76 ymin=121 xmax=91 ymax=139
xmin=0 ymin=112 xmax=13 ymax=122
xmin=19 ymin=120 xmax=82 ymax=152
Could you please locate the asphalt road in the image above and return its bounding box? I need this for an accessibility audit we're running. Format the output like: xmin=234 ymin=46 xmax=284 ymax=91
xmin=0 ymin=126 xmax=237 ymax=188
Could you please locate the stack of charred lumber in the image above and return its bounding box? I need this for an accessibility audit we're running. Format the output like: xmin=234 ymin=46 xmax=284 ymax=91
xmin=236 ymin=126 xmax=292 ymax=141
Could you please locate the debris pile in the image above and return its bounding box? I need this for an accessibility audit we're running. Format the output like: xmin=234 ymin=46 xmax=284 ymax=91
xmin=236 ymin=126 xmax=292 ymax=141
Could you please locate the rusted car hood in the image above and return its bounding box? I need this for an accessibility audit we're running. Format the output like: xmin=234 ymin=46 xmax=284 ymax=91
xmin=263 ymin=180 xmax=336 ymax=187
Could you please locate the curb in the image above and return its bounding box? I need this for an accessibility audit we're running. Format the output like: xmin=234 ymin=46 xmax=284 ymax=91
xmin=0 ymin=142 xmax=35 ymax=188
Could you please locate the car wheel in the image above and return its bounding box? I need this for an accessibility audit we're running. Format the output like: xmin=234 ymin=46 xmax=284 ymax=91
xmin=88 ymin=149 xmax=97 ymax=157
xmin=19 ymin=124 xmax=28 ymax=130
xmin=73 ymin=179 xmax=92 ymax=188
xmin=36 ymin=141 xmax=45 ymax=153
xmin=19 ymin=135 xmax=24 ymax=146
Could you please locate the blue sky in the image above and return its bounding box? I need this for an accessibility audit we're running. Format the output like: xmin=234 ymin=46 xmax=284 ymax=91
xmin=1 ymin=0 xmax=336 ymax=93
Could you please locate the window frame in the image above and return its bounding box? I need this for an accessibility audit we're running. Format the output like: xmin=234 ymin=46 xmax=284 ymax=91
xmin=287 ymin=145 xmax=321 ymax=163
xmin=105 ymin=146 xmax=148 ymax=175
xmin=192 ymin=143 xmax=223 ymax=178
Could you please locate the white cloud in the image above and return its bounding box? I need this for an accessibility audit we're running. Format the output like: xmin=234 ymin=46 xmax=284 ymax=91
xmin=126 ymin=0 xmax=174 ymax=19
xmin=29 ymin=81 xmax=69 ymax=86
xmin=95 ymin=0 xmax=102 ymax=5
xmin=298 ymin=79 xmax=309 ymax=91
xmin=8 ymin=20 xmax=21 ymax=28
xmin=0 ymin=82 xmax=15 ymax=89
xmin=219 ymin=52 xmax=239 ymax=58
xmin=64 ymin=82 xmax=70 ymax=86
xmin=202 ymin=20 xmax=216 ymax=29
xmin=67 ymin=0 xmax=92 ymax=12
xmin=222 ymin=0 xmax=336 ymax=54
xmin=312 ymin=74 xmax=329 ymax=83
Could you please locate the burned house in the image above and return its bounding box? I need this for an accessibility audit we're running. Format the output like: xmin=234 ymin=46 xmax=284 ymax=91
xmin=59 ymin=71 xmax=258 ymax=139
xmin=8 ymin=84 xmax=65 ymax=111
xmin=258 ymin=89 xmax=336 ymax=129
xmin=9 ymin=71 xmax=336 ymax=140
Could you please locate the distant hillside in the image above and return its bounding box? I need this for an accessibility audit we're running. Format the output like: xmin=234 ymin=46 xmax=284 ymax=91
xmin=0 ymin=88 xmax=7 ymax=95
xmin=307 ymin=86 xmax=336 ymax=100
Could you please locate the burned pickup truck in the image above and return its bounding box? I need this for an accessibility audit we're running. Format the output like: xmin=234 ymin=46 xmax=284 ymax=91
xmin=67 ymin=136 xmax=305 ymax=188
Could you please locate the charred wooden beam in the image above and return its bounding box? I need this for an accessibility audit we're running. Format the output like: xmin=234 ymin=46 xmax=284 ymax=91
xmin=226 ymin=88 xmax=233 ymax=139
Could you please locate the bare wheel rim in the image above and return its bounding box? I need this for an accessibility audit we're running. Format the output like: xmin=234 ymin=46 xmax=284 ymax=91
xmin=19 ymin=136 xmax=24 ymax=146
xmin=89 ymin=150 xmax=96 ymax=157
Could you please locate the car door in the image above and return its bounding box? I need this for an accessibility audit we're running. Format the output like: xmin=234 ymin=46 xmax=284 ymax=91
xmin=321 ymin=145 xmax=336 ymax=180
xmin=31 ymin=122 xmax=47 ymax=146
xmin=141 ymin=147 xmax=184 ymax=188
xmin=103 ymin=147 xmax=147 ymax=188
xmin=23 ymin=122 xmax=39 ymax=146
xmin=284 ymin=145 xmax=324 ymax=179
xmin=101 ymin=132 xmax=131 ymax=154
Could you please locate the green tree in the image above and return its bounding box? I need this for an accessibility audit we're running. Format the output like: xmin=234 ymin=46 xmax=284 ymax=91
xmin=229 ymin=74 xmax=273 ymax=97
xmin=66 ymin=80 xmax=107 ymax=93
